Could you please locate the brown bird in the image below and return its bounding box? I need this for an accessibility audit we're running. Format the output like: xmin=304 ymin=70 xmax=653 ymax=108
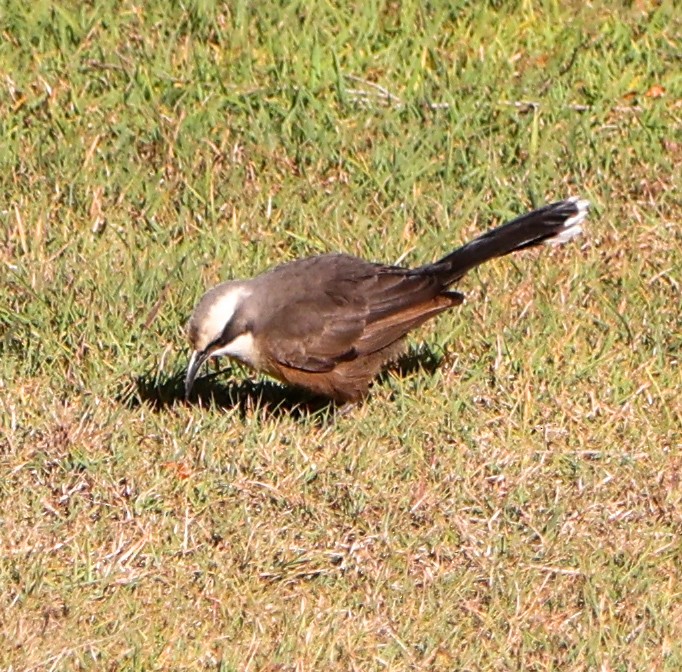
xmin=184 ymin=197 xmax=589 ymax=403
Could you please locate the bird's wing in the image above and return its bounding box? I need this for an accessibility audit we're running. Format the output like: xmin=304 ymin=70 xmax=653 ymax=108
xmin=257 ymin=277 xmax=369 ymax=372
xmin=256 ymin=257 xmax=461 ymax=372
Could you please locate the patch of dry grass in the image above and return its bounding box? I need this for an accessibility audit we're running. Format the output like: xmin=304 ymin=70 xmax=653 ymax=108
xmin=1 ymin=1 xmax=681 ymax=669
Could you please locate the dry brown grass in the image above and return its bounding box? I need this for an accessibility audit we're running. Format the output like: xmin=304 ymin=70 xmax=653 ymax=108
xmin=1 ymin=1 xmax=681 ymax=669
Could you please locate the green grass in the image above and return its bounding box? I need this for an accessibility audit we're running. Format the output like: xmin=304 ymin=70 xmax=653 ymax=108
xmin=1 ymin=0 xmax=681 ymax=669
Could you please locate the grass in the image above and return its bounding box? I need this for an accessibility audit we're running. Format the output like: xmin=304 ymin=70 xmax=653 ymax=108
xmin=1 ymin=0 xmax=681 ymax=669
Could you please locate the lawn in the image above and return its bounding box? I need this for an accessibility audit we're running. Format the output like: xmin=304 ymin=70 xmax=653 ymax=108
xmin=1 ymin=0 xmax=681 ymax=669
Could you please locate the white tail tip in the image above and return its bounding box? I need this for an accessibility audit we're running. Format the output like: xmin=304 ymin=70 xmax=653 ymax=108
xmin=544 ymin=196 xmax=590 ymax=246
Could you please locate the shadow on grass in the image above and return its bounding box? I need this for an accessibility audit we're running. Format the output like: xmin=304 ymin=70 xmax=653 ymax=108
xmin=129 ymin=370 xmax=340 ymax=422
xmin=122 ymin=344 xmax=445 ymax=422
xmin=380 ymin=343 xmax=444 ymax=381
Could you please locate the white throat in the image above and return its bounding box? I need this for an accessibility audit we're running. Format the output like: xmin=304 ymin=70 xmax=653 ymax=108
xmin=210 ymin=332 xmax=259 ymax=368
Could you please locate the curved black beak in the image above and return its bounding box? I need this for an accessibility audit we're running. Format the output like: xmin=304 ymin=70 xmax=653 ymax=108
xmin=184 ymin=350 xmax=209 ymax=400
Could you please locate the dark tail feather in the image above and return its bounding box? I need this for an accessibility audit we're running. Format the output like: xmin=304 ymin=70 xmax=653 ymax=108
xmin=420 ymin=197 xmax=589 ymax=286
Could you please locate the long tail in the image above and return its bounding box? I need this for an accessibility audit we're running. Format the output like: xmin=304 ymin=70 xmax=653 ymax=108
xmin=420 ymin=197 xmax=589 ymax=286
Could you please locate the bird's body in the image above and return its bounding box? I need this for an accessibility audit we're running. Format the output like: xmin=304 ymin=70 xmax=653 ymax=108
xmin=185 ymin=197 xmax=589 ymax=402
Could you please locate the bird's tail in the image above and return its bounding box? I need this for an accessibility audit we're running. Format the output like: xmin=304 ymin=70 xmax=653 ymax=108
xmin=419 ymin=197 xmax=589 ymax=286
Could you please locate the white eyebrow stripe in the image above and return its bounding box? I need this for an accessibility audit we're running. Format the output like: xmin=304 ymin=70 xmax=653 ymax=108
xmin=203 ymin=286 xmax=252 ymax=343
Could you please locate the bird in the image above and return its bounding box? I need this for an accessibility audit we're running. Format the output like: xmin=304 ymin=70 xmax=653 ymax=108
xmin=184 ymin=197 xmax=589 ymax=403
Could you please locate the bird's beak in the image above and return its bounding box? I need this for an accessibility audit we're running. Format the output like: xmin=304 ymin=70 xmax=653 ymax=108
xmin=184 ymin=349 xmax=209 ymax=400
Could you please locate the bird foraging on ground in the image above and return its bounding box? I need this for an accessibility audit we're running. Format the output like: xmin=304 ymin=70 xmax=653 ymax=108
xmin=184 ymin=197 xmax=589 ymax=403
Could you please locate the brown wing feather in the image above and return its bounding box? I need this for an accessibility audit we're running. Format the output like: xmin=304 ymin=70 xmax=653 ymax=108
xmin=356 ymin=293 xmax=463 ymax=354
xmin=252 ymin=254 xmax=462 ymax=374
xmin=261 ymin=294 xmax=366 ymax=371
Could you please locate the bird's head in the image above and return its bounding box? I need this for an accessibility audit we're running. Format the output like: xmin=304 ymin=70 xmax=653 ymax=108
xmin=184 ymin=281 xmax=256 ymax=399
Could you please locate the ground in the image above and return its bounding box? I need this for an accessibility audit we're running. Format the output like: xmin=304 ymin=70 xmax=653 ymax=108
xmin=1 ymin=1 xmax=681 ymax=670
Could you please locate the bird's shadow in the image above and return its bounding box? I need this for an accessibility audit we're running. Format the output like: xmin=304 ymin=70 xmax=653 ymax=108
xmin=123 ymin=345 xmax=444 ymax=422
